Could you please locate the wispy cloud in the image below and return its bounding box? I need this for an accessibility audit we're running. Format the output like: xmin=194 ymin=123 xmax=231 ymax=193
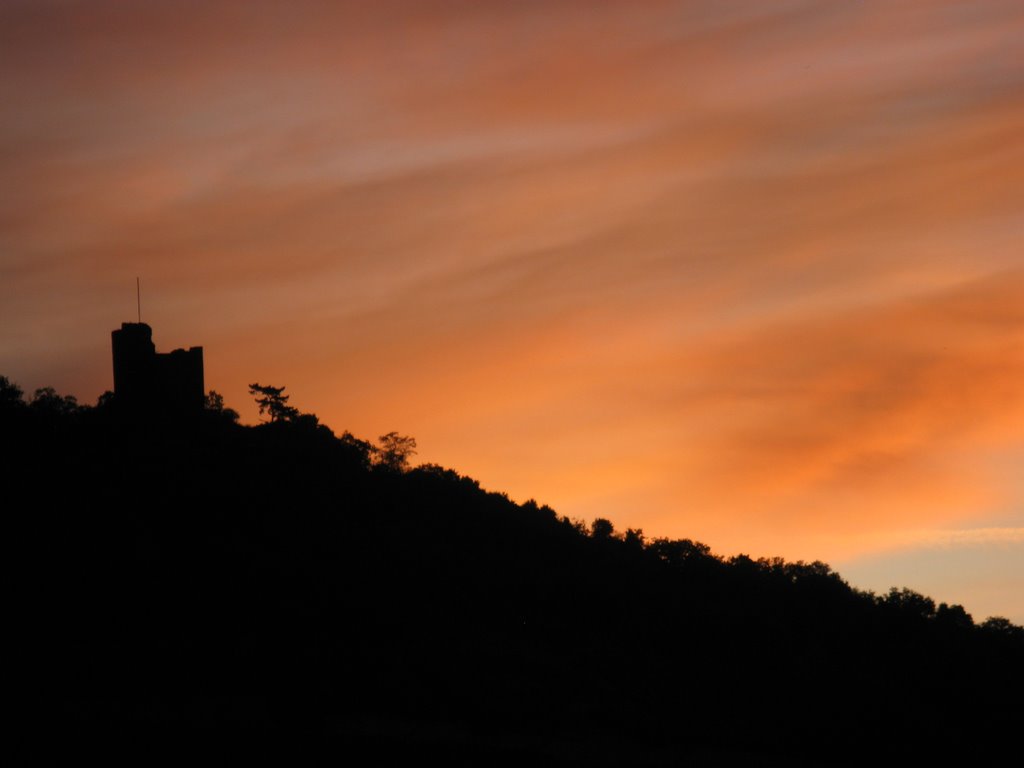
xmin=1 ymin=0 xmax=1022 ymax=614
xmin=901 ymin=528 xmax=1024 ymax=548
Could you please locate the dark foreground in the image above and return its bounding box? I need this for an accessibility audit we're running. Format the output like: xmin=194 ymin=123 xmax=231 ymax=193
xmin=5 ymin=390 xmax=1022 ymax=764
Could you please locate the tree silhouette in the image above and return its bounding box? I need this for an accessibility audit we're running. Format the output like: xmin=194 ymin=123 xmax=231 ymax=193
xmin=205 ymin=389 xmax=240 ymax=423
xmin=936 ymin=602 xmax=974 ymax=630
xmin=591 ymin=518 xmax=615 ymax=539
xmin=376 ymin=431 xmax=417 ymax=471
xmin=30 ymin=386 xmax=79 ymax=415
xmin=0 ymin=376 xmax=24 ymax=410
xmin=883 ymin=586 xmax=936 ymax=619
xmin=248 ymin=382 xmax=298 ymax=423
xmin=980 ymin=616 xmax=1024 ymax=641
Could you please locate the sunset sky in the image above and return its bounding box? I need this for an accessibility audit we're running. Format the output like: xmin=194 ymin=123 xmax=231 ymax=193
xmin=2 ymin=1 xmax=1022 ymax=622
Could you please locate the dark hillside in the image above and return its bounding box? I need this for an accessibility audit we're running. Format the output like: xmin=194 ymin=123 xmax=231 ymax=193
xmin=4 ymin=378 xmax=1022 ymax=764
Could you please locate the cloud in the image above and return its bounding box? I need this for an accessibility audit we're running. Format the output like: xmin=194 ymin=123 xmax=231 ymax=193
xmin=906 ymin=528 xmax=1024 ymax=548
xmin=1 ymin=0 xmax=1023 ymax=617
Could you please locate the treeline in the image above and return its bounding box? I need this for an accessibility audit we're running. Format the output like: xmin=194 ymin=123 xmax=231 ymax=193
xmin=3 ymin=375 xmax=1022 ymax=764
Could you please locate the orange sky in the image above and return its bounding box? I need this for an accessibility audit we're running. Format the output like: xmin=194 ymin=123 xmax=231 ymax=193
xmin=2 ymin=0 xmax=1022 ymax=621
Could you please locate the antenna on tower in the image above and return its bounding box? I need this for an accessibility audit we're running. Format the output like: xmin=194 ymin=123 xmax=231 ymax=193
xmin=136 ymin=277 xmax=141 ymax=323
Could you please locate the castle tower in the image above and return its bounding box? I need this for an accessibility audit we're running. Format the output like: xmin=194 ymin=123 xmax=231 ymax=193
xmin=111 ymin=322 xmax=204 ymax=414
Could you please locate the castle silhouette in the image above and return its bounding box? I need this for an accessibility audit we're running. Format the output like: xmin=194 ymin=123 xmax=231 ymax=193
xmin=111 ymin=322 xmax=203 ymax=413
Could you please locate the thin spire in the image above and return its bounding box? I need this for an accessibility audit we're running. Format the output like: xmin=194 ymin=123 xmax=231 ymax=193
xmin=136 ymin=277 xmax=141 ymax=323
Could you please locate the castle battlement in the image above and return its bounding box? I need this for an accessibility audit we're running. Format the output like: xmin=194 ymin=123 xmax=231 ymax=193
xmin=111 ymin=322 xmax=204 ymax=414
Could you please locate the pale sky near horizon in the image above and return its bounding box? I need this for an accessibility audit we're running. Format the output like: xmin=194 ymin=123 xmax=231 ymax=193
xmin=2 ymin=0 xmax=1022 ymax=622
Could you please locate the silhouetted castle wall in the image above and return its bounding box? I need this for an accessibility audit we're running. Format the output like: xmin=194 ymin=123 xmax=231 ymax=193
xmin=111 ymin=322 xmax=203 ymax=414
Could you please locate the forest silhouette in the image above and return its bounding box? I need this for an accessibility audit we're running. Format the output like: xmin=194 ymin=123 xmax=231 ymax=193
xmin=4 ymin=374 xmax=1022 ymax=764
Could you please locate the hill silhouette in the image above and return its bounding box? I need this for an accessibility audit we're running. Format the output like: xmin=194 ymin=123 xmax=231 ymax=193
xmin=4 ymin=375 xmax=1022 ymax=764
